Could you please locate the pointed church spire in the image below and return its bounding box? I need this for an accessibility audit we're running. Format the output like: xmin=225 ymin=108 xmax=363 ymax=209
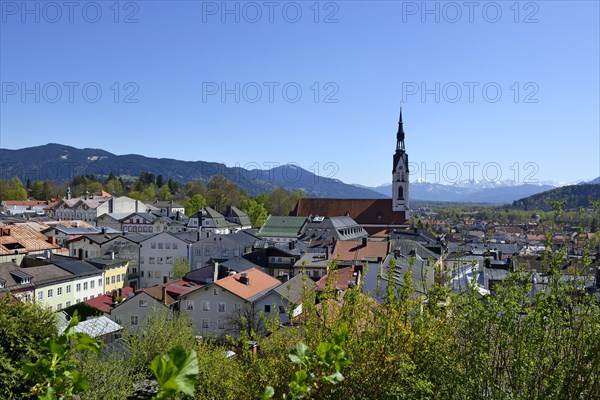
xmin=396 ymin=106 xmax=405 ymax=150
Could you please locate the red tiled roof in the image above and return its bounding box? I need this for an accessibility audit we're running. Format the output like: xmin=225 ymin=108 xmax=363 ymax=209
xmin=164 ymin=279 xmax=204 ymax=298
xmin=2 ymin=200 xmax=54 ymax=207
xmin=216 ymin=268 xmax=281 ymax=300
xmin=315 ymin=266 xmax=358 ymax=291
xmin=332 ymin=239 xmax=391 ymax=262
xmin=0 ymin=225 xmax=60 ymax=255
xmin=85 ymin=287 xmax=134 ymax=313
xmin=293 ymin=198 xmax=407 ymax=231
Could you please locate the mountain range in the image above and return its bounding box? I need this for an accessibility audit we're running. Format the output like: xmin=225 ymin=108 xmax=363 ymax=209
xmin=0 ymin=144 xmax=387 ymax=198
xmin=1 ymin=144 xmax=596 ymax=204
xmin=364 ymin=182 xmax=558 ymax=204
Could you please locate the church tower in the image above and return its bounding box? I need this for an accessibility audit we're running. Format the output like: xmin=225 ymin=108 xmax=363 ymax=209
xmin=392 ymin=108 xmax=409 ymax=214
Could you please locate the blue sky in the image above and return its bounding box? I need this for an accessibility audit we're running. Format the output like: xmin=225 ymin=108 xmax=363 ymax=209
xmin=1 ymin=0 xmax=599 ymax=187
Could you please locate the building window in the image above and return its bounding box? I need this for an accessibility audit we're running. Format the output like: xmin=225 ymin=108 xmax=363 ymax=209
xmin=90 ymin=280 xmax=95 ymax=289
xmin=121 ymin=273 xmax=125 ymax=281
xmin=264 ymin=304 xmax=271 ymax=313
xmin=173 ymin=243 xmax=178 ymax=249
xmin=66 ymin=301 xmax=71 ymax=308
xmin=151 ymin=243 xmax=156 ymax=249
xmin=186 ymin=301 xmax=194 ymax=310
xmin=234 ymin=302 xmax=242 ymax=310
xmin=218 ymin=320 xmax=225 ymax=330
xmin=195 ymin=248 xmax=201 ymax=256
xmin=139 ymin=300 xmax=147 ymax=307
xmin=213 ymin=288 xmax=218 ymax=295
xmin=218 ymin=302 xmax=226 ymax=312
xmin=202 ymin=319 xmax=209 ymax=328
xmin=131 ymin=316 xmax=138 ymax=325
xmin=149 ymin=257 xmax=155 ymax=264
xmin=111 ymin=276 xmax=116 ymax=284
xmin=117 ymin=274 xmax=121 ymax=283
xmin=83 ymin=282 xmax=88 ymax=290
xmin=158 ymin=243 xmax=163 ymax=249
xmin=155 ymin=271 xmax=161 ymax=278
xmin=166 ymin=257 xmax=172 ymax=264
xmin=76 ymin=283 xmax=81 ymax=292
xmin=57 ymin=287 xmax=63 ymax=295
xmin=141 ymin=271 xmax=145 ymax=277
xmin=279 ymin=306 xmax=286 ymax=313
xmin=165 ymin=243 xmax=171 ymax=249
xmin=66 ymin=285 xmax=71 ymax=293
xmin=202 ymin=301 xmax=210 ymax=311
xmin=83 ymin=297 xmax=87 ymax=301
xmin=140 ymin=256 xmax=145 ymax=264
xmin=47 ymin=289 xmax=53 ymax=298
xmin=114 ymin=315 xmax=122 ymax=324
xmin=98 ymin=278 xmax=102 ymax=287
xmin=157 ymin=257 xmax=164 ymax=264
xmin=106 ymin=277 xmax=110 ymax=286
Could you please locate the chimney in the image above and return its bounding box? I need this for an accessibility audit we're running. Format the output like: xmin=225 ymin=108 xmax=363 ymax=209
xmin=213 ymin=261 xmax=219 ymax=283
xmin=110 ymin=251 xmax=115 ymax=260
xmin=325 ymin=246 xmax=329 ymax=259
xmin=47 ymin=236 xmax=57 ymax=246
xmin=240 ymin=272 xmax=250 ymax=285
xmin=102 ymin=227 xmax=107 ymax=234
xmin=361 ymin=237 xmax=367 ymax=248
xmin=162 ymin=286 xmax=168 ymax=305
xmin=78 ymin=248 xmax=84 ymax=260
xmin=44 ymin=249 xmax=51 ymax=259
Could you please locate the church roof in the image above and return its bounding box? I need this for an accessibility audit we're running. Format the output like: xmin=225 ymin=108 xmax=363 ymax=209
xmin=293 ymin=199 xmax=407 ymax=228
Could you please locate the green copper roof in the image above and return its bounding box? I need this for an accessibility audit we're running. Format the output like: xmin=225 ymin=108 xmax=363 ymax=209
xmin=257 ymin=216 xmax=309 ymax=238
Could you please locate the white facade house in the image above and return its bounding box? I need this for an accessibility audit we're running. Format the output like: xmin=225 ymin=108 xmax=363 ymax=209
xmin=139 ymin=232 xmax=192 ymax=288
xmin=96 ymin=197 xmax=151 ymax=218
xmin=110 ymin=291 xmax=172 ymax=331
xmin=179 ymin=268 xmax=284 ymax=338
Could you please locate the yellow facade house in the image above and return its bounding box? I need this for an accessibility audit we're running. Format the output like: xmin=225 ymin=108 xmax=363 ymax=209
xmin=89 ymin=252 xmax=129 ymax=293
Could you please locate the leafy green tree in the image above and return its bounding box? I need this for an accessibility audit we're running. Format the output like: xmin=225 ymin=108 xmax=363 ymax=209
xmin=130 ymin=184 xmax=156 ymax=202
xmin=0 ymin=296 xmax=57 ymax=399
xmin=184 ymin=181 xmax=207 ymax=198
xmin=124 ymin=308 xmax=196 ymax=379
xmin=267 ymin=188 xmax=302 ymax=216
xmin=206 ymin=175 xmax=240 ymax=213
xmin=31 ymin=181 xmax=49 ymax=200
xmin=105 ymin=177 xmax=125 ymax=196
xmin=3 ymin=177 xmax=28 ymax=200
xmin=171 ymin=256 xmax=190 ymax=280
xmin=262 ymin=327 xmax=349 ymax=400
xmin=158 ymin=184 xmax=174 ymax=201
xmin=241 ymin=197 xmax=268 ymax=227
xmin=24 ymin=313 xmax=101 ymax=400
xmin=156 ymin=175 xmax=164 ymax=188
xmin=167 ymin=178 xmax=179 ymax=195
xmin=184 ymin=194 xmax=207 ymax=216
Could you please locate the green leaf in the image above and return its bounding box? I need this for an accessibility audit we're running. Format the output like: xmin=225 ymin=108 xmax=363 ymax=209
xmin=261 ymin=386 xmax=275 ymax=399
xmin=38 ymin=386 xmax=57 ymax=400
xmin=150 ymin=346 xmax=199 ymax=397
xmin=289 ymin=342 xmax=309 ymax=364
xmin=323 ymin=371 xmax=344 ymax=384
